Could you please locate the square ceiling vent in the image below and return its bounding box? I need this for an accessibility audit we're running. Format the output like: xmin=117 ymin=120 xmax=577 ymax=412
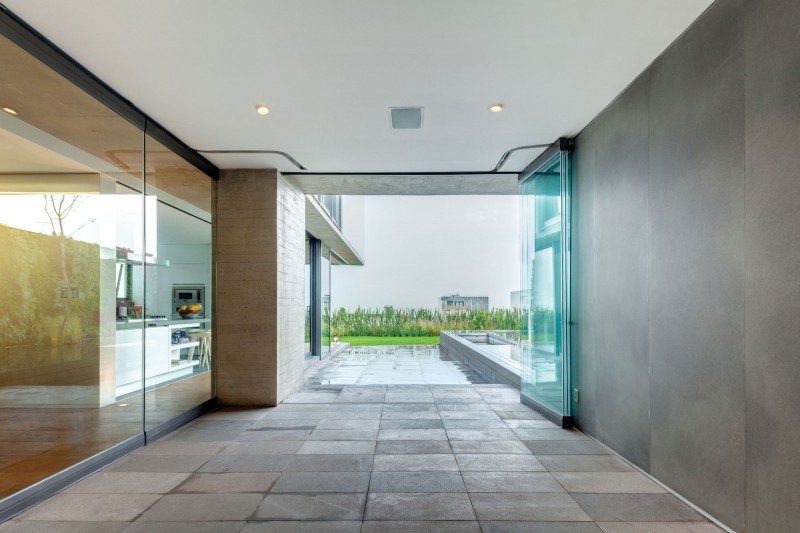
xmin=390 ymin=107 xmax=423 ymax=129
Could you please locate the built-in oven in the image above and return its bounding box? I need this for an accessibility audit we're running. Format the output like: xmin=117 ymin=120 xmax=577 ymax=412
xmin=172 ymin=285 xmax=205 ymax=318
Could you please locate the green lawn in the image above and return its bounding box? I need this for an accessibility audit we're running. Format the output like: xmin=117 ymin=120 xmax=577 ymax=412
xmin=338 ymin=336 xmax=440 ymax=346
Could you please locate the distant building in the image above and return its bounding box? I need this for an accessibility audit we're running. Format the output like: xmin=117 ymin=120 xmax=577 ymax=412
xmin=510 ymin=290 xmax=532 ymax=308
xmin=440 ymin=294 xmax=489 ymax=313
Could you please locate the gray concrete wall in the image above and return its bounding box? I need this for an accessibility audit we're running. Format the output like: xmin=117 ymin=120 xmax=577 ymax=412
xmin=214 ymin=169 xmax=305 ymax=406
xmin=572 ymin=0 xmax=800 ymax=530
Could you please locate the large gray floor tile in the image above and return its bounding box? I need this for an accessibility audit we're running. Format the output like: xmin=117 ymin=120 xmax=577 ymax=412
xmin=439 ymin=411 xmax=501 ymax=420
xmin=65 ymin=472 xmax=190 ymax=494
xmin=462 ymin=472 xmax=564 ymax=493
xmin=0 ymin=523 xmax=127 ymax=533
xmin=571 ymin=494 xmax=707 ymax=522
xmin=376 ymin=440 xmax=452 ymax=454
xmin=365 ymin=493 xmax=476 ymax=520
xmin=369 ymin=471 xmax=466 ymax=492
xmin=537 ymin=455 xmax=634 ymax=472
xmin=284 ymin=392 xmax=340 ymax=404
xmin=523 ymin=440 xmax=611 ymax=455
xmin=20 ymin=494 xmax=161 ymax=522
xmin=107 ymin=455 xmax=211 ymax=473
xmin=297 ymin=440 xmax=376 ymax=455
xmin=238 ymin=429 xmax=312 ymax=441
xmin=514 ymin=429 xmax=588 ymax=441
xmin=380 ymin=419 xmax=444 ymax=429
xmin=470 ymin=493 xmax=591 ymax=521
xmin=378 ymin=429 xmax=448 ymax=440
xmin=221 ymin=441 xmax=304 ymax=455
xmin=554 ymin=472 xmax=666 ymax=493
xmin=493 ymin=410 xmax=545 ymax=420
xmin=174 ymin=472 xmax=279 ymax=493
xmin=455 ymin=454 xmax=545 ymax=471
xmin=137 ymin=494 xmax=263 ymax=521
xmin=250 ymin=420 xmax=317 ymax=430
xmin=596 ymin=523 xmax=723 ymax=533
xmin=286 ymin=454 xmax=374 ymax=471
xmin=450 ymin=440 xmax=531 ymax=454
xmin=122 ymin=523 xmax=246 ymax=533
xmin=441 ymin=419 xmax=508 ymax=429
xmin=241 ymin=522 xmax=362 ymax=533
xmin=373 ymin=454 xmax=458 ymax=471
xmin=307 ymin=429 xmax=379 ymax=440
xmin=254 ymin=493 xmax=366 ymax=520
xmin=198 ymin=455 xmax=293 ymax=472
xmin=445 ymin=429 xmax=518 ymax=440
xmin=134 ymin=442 xmax=227 ymax=456
xmin=504 ymin=419 xmax=561 ymax=429
xmin=316 ymin=418 xmax=381 ymax=430
xmin=361 ymin=521 xmax=481 ymax=532
xmin=271 ymin=471 xmax=370 ymax=492
xmin=480 ymin=522 xmax=602 ymax=533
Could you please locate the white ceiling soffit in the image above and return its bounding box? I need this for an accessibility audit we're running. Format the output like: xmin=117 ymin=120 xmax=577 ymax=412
xmin=4 ymin=0 xmax=714 ymax=174
xmin=293 ymin=173 xmax=520 ymax=196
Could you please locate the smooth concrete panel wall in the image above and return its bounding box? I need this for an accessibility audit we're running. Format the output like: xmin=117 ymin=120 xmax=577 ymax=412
xmin=647 ymin=1 xmax=746 ymax=527
xmin=587 ymin=73 xmax=653 ymax=472
xmin=743 ymin=0 xmax=800 ymax=530
xmin=570 ymin=0 xmax=800 ymax=529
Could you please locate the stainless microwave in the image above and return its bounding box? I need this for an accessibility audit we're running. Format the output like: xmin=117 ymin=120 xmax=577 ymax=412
xmin=172 ymin=285 xmax=205 ymax=316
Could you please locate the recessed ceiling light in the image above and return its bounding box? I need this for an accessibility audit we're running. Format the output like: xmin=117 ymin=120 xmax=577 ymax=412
xmin=489 ymin=104 xmax=504 ymax=113
xmin=117 ymin=403 xmax=129 ymax=407
xmin=256 ymin=105 xmax=270 ymax=116
xmin=2 ymin=107 xmax=18 ymax=116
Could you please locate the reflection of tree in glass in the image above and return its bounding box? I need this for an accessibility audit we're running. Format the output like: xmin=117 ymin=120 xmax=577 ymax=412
xmin=43 ymin=195 xmax=95 ymax=344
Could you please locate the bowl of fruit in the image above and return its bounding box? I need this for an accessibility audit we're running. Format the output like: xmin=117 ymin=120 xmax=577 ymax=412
xmin=178 ymin=304 xmax=202 ymax=319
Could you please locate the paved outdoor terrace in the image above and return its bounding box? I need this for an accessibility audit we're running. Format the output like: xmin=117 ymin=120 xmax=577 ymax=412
xmin=1 ymin=349 xmax=723 ymax=532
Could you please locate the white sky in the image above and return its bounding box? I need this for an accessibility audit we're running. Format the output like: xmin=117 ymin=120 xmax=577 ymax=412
xmin=332 ymin=195 xmax=520 ymax=310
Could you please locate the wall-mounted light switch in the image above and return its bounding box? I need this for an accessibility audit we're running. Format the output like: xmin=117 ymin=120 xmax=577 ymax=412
xmin=573 ymin=389 xmax=580 ymax=404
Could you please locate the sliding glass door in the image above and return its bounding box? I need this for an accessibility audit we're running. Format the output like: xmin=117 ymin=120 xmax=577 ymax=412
xmin=519 ymin=140 xmax=572 ymax=426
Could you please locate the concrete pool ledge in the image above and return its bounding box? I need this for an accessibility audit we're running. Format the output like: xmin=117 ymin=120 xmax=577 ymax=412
xmin=439 ymin=331 xmax=521 ymax=388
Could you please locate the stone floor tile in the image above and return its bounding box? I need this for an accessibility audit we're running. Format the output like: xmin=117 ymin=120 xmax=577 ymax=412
xmin=297 ymin=440 xmax=376 ymax=455
xmin=441 ymin=419 xmax=508 ymax=429
xmin=134 ymin=441 xmax=227 ymax=456
xmin=258 ymin=411 xmax=325 ymax=420
xmin=241 ymin=521 xmax=362 ymax=533
xmin=380 ymin=419 xmax=444 ymax=430
xmin=554 ymin=472 xmax=666 ymax=493
xmin=445 ymin=428 xmax=518 ymax=440
xmin=108 ymin=455 xmax=211 ymax=473
xmin=361 ymin=521 xmax=481 ymax=533
xmin=455 ymin=454 xmax=545 ymax=471
xmin=173 ymin=472 xmax=279 ymax=493
xmin=365 ymin=492 xmax=476 ymax=520
xmin=0 ymin=523 xmax=128 ymax=533
xmin=524 ymin=440 xmax=612 ymax=455
xmin=439 ymin=411 xmax=501 ymax=420
xmin=307 ymin=429 xmax=379 ymax=440
xmin=504 ymin=419 xmax=561 ymax=429
xmin=198 ymin=455 xmax=293 ymax=473
xmin=494 ymin=410 xmax=545 ymax=420
xmin=221 ymin=441 xmax=304 ymax=455
xmin=435 ymin=402 xmax=493 ymax=411
xmin=326 ymin=403 xmax=384 ymax=413
xmin=137 ymin=493 xmax=263 ymax=521
xmin=537 ymin=455 xmax=634 ymax=472
xmin=596 ymin=523 xmax=723 ymax=533
xmin=165 ymin=428 xmax=248 ymax=442
xmin=376 ymin=440 xmax=453 ymax=454
xmin=335 ymin=391 xmax=386 ymax=403
xmin=384 ymin=393 xmax=435 ymax=403
xmin=378 ymin=429 xmax=448 ymax=441
xmin=316 ymin=418 xmax=381 ymax=430
xmin=20 ymin=494 xmax=161 ymax=522
xmin=462 ymin=471 xmax=564 ymax=492
xmin=204 ymin=409 xmax=271 ymax=421
xmin=237 ymin=429 xmax=312 ymax=441
xmin=122 ymin=523 xmax=246 ymax=533
xmin=369 ymin=472 xmax=466 ymax=492
xmin=373 ymin=454 xmax=458 ymax=471
xmin=271 ymin=471 xmax=370 ymax=492
xmin=286 ymin=454 xmax=374 ymax=472
xmin=65 ymin=472 xmax=190 ymax=494
xmin=254 ymin=493 xmax=366 ymax=520
xmin=571 ymin=494 xmax=707 ymax=522
xmin=514 ymin=429 xmax=588 ymax=441
xmin=470 ymin=493 xmax=591 ymax=521
xmin=322 ymin=411 xmax=383 ymax=420
xmin=450 ymin=440 xmax=531 ymax=454
xmin=250 ymin=420 xmax=318 ymax=430
xmin=283 ymin=392 xmax=340 ymax=404
xmin=480 ymin=522 xmax=602 ymax=533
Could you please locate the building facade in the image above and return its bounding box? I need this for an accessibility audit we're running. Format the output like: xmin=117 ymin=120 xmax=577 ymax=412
xmin=440 ymin=294 xmax=489 ymax=313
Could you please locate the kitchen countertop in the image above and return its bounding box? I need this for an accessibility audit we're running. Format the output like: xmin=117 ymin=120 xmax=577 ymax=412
xmin=116 ymin=318 xmax=212 ymax=331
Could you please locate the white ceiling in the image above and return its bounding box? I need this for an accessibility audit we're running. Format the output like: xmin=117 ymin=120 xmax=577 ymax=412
xmin=5 ymin=0 xmax=713 ymax=174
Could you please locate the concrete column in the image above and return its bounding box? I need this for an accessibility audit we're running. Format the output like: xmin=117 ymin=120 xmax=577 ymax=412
xmin=213 ymin=169 xmax=305 ymax=406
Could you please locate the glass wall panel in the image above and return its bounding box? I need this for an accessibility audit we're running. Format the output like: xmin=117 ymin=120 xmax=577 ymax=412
xmin=321 ymin=246 xmax=331 ymax=357
xmin=143 ymin=135 xmax=213 ymax=431
xmin=520 ymin=150 xmax=570 ymax=420
xmin=305 ymin=235 xmax=312 ymax=356
xmin=0 ymin=34 xmax=144 ymax=498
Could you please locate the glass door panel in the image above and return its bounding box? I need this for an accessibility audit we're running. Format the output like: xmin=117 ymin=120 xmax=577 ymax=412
xmin=520 ymin=143 xmax=571 ymax=425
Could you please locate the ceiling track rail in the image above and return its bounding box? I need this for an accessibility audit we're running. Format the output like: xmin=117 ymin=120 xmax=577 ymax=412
xmin=203 ymin=143 xmax=551 ymax=175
